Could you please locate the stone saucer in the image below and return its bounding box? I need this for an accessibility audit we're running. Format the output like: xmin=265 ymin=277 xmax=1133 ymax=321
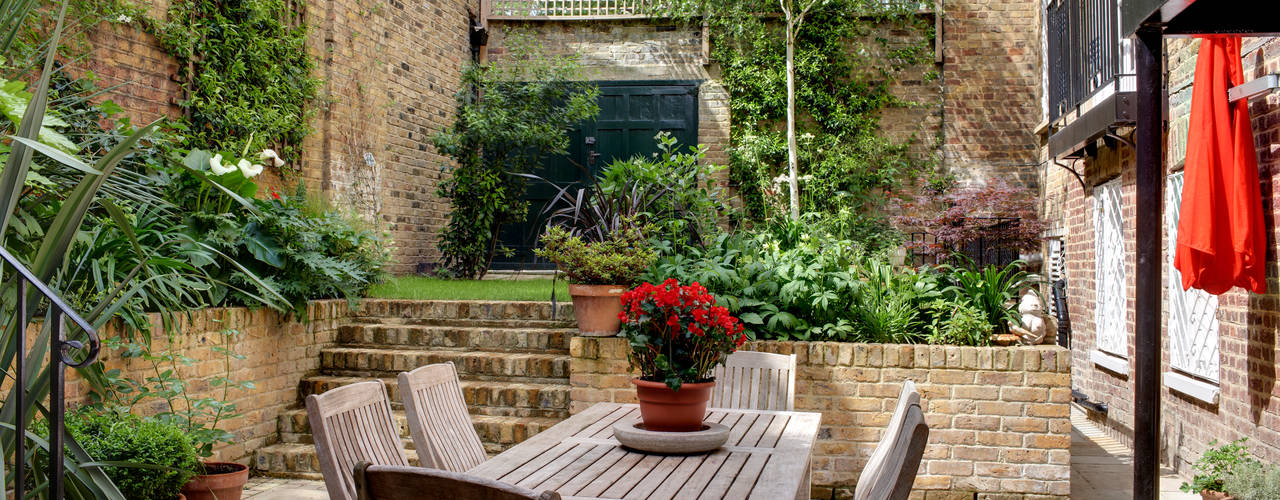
xmin=612 ymin=420 xmax=730 ymax=454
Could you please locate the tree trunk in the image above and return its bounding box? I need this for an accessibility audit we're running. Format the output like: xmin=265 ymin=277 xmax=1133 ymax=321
xmin=785 ymin=21 xmax=800 ymax=220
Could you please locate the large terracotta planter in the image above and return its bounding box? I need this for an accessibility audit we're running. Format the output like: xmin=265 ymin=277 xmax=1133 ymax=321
xmin=569 ymin=284 xmax=626 ymax=336
xmin=632 ymin=378 xmax=715 ymax=432
xmin=1201 ymin=490 xmax=1233 ymax=500
xmin=181 ymin=462 xmax=248 ymax=500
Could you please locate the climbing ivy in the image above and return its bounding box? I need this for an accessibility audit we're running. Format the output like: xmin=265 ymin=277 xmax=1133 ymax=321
xmin=704 ymin=1 xmax=937 ymax=246
xmin=151 ymin=0 xmax=319 ymax=172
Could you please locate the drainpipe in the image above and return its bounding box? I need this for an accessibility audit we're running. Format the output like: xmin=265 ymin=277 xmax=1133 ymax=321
xmin=1132 ymin=25 xmax=1164 ymax=500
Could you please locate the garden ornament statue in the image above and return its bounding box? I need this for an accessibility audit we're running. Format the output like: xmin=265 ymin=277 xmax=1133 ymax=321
xmin=1011 ymin=289 xmax=1055 ymax=345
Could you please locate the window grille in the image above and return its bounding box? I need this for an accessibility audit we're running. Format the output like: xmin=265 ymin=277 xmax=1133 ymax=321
xmin=486 ymin=0 xmax=646 ymax=19
xmin=1093 ymin=179 xmax=1126 ymax=357
xmin=1165 ymin=172 xmax=1220 ymax=381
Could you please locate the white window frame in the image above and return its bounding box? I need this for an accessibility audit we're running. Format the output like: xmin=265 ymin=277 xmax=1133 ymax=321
xmin=1093 ymin=179 xmax=1128 ymax=367
xmin=1163 ymin=172 xmax=1221 ymax=404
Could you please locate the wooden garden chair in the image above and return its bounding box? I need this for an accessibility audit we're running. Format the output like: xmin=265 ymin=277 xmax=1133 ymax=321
xmin=709 ymin=351 xmax=798 ymax=411
xmin=307 ymin=380 xmax=410 ymax=500
xmin=853 ymin=380 xmax=931 ymax=500
xmin=354 ymin=462 xmax=561 ymax=500
xmin=398 ymin=362 xmax=488 ymax=472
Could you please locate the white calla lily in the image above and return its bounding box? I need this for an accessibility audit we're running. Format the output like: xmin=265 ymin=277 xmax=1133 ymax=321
xmin=260 ymin=148 xmax=286 ymax=168
xmin=209 ymin=153 xmax=236 ymax=175
xmin=239 ymin=158 xmax=264 ymax=178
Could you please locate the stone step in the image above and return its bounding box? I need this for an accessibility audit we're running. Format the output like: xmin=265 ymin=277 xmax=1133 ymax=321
xmin=355 ymin=300 xmax=574 ymax=325
xmin=337 ymin=324 xmax=574 ymax=353
xmin=295 ymin=377 xmax=571 ymax=418
xmin=255 ymin=414 xmax=561 ymax=478
xmin=319 ymin=347 xmax=570 ymax=381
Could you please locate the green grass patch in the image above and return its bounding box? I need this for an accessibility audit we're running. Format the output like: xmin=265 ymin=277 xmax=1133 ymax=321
xmin=366 ymin=276 xmax=569 ymax=302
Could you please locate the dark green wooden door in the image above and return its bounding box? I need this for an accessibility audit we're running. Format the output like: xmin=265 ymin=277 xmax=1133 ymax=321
xmin=492 ymin=81 xmax=699 ymax=270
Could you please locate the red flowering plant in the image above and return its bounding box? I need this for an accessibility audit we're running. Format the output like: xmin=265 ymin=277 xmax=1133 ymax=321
xmin=620 ymin=279 xmax=746 ymax=391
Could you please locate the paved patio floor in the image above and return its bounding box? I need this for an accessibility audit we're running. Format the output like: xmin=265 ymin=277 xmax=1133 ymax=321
xmin=243 ymin=409 xmax=1202 ymax=499
xmin=1071 ymin=407 xmax=1197 ymax=500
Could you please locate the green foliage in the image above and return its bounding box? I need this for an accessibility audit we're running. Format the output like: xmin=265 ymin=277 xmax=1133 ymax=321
xmin=434 ymin=31 xmax=600 ymax=278
xmin=40 ymin=410 xmax=199 ymax=500
xmin=535 ymin=223 xmax=655 ymax=285
xmin=923 ymin=299 xmax=992 ymax=346
xmin=153 ymin=0 xmax=319 ymax=168
xmin=940 ymin=260 xmax=1040 ymax=336
xmin=1223 ymin=460 xmax=1280 ymax=500
xmin=1182 ymin=439 xmax=1257 ymax=494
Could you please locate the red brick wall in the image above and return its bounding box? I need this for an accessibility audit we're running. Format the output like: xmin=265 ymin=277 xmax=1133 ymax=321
xmin=1047 ymin=36 xmax=1280 ymax=476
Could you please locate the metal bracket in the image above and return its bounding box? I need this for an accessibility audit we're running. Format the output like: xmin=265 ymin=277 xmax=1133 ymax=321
xmin=1053 ymin=157 xmax=1089 ymax=193
xmin=1228 ymin=74 xmax=1279 ymax=103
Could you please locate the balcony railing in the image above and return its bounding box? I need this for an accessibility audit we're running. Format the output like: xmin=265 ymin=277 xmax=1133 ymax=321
xmin=1046 ymin=0 xmax=1134 ymax=124
xmin=483 ymin=0 xmax=647 ymax=20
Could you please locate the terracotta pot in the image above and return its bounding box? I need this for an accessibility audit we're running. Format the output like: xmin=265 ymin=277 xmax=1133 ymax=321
xmin=569 ymin=284 xmax=626 ymax=336
xmin=177 ymin=494 xmax=187 ymax=500
xmin=1201 ymin=490 xmax=1233 ymax=500
xmin=632 ymin=378 xmax=715 ymax=432
xmin=181 ymin=462 xmax=248 ymax=500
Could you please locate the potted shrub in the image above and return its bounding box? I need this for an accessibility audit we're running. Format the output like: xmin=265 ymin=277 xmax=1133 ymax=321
xmin=536 ymin=223 xmax=655 ymax=336
xmin=621 ymin=279 xmax=745 ymax=431
xmin=49 ymin=409 xmax=199 ymax=500
xmin=1222 ymin=461 xmax=1280 ymax=500
xmin=1181 ymin=438 xmax=1256 ymax=500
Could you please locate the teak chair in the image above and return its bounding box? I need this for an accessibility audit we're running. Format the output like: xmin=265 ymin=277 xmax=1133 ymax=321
xmin=853 ymin=380 xmax=931 ymax=500
xmin=306 ymin=380 xmax=410 ymax=500
xmin=354 ymin=463 xmax=561 ymax=500
xmin=398 ymin=362 xmax=488 ymax=472
xmin=709 ymin=351 xmax=798 ymax=411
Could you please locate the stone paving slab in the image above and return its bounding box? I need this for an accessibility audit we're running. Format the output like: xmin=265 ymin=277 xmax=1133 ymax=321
xmin=244 ymin=476 xmax=328 ymax=499
xmin=1071 ymin=407 xmax=1197 ymax=499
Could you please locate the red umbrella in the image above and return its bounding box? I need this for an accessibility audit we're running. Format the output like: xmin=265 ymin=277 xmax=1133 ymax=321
xmin=1175 ymin=36 xmax=1266 ymax=295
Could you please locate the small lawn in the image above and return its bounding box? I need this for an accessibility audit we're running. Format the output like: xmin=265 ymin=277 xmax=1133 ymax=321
xmin=367 ymin=276 xmax=569 ymax=302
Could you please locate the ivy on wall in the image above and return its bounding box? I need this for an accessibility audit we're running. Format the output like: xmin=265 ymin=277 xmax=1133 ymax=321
xmin=711 ymin=3 xmax=937 ymax=246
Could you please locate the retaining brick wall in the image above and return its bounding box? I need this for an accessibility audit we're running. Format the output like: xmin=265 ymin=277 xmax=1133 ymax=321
xmin=571 ymin=337 xmax=1072 ymax=500
xmin=66 ymin=300 xmax=353 ymax=465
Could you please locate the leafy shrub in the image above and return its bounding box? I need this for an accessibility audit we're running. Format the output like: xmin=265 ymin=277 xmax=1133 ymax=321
xmin=39 ymin=410 xmax=198 ymax=500
xmin=893 ymin=177 xmax=1046 ymax=263
xmin=535 ymin=223 xmax=655 ymax=285
xmin=940 ymin=260 xmax=1040 ymax=336
xmin=1224 ymin=461 xmax=1280 ymax=500
xmin=1182 ymin=439 xmax=1257 ymax=494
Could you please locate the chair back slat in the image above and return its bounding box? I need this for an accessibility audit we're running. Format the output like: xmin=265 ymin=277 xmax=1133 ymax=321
xmin=354 ymin=463 xmax=561 ymax=500
xmin=307 ymin=380 xmax=409 ymax=500
xmin=853 ymin=380 xmax=930 ymax=500
xmin=709 ymin=351 xmax=797 ymax=411
xmin=398 ymin=363 xmax=489 ymax=472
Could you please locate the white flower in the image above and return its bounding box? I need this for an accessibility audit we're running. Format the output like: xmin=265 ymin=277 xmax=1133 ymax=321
xmin=238 ymin=158 xmax=263 ymax=178
xmin=116 ymin=14 xmax=133 ymax=23
xmin=259 ymin=149 xmax=286 ymax=168
xmin=209 ymin=154 xmax=236 ymax=175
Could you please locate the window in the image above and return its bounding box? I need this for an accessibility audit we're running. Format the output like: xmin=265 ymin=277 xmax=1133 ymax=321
xmin=1093 ymin=180 xmax=1127 ymax=360
xmin=1164 ymin=173 xmax=1221 ymax=403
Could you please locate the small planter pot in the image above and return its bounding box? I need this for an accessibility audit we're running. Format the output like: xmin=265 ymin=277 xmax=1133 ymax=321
xmin=181 ymin=462 xmax=249 ymax=500
xmin=632 ymin=378 xmax=715 ymax=432
xmin=1201 ymin=490 xmax=1233 ymax=500
xmin=569 ymin=284 xmax=627 ymax=336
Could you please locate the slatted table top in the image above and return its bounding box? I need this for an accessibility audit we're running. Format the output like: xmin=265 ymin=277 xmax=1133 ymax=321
xmin=468 ymin=403 xmax=822 ymax=500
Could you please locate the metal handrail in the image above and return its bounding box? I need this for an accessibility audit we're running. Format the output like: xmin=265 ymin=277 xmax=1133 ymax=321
xmin=0 ymin=244 xmax=100 ymax=499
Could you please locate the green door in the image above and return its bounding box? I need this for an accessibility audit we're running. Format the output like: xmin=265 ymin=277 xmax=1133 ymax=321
xmin=492 ymin=81 xmax=700 ymax=270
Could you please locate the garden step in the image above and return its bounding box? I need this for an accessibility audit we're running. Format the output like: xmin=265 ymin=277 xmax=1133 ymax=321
xmin=319 ymin=347 xmax=570 ymax=380
xmin=337 ymin=324 xmax=574 ymax=352
xmin=348 ymin=317 xmax=576 ymax=329
xmin=295 ymin=377 xmax=571 ymax=418
xmin=255 ymin=414 xmax=561 ymax=478
xmin=355 ymin=300 xmax=574 ymax=324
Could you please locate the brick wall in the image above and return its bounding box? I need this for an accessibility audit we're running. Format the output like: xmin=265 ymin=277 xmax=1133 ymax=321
xmin=66 ymin=301 xmax=352 ymax=464
xmin=1043 ymin=36 xmax=1280 ymax=476
xmin=571 ymin=338 xmax=1072 ymax=500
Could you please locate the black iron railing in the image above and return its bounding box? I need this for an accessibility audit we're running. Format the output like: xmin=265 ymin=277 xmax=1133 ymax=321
xmin=1047 ymin=0 xmax=1130 ymax=123
xmin=1 ymin=245 xmax=100 ymax=499
xmin=907 ymin=217 xmax=1024 ymax=268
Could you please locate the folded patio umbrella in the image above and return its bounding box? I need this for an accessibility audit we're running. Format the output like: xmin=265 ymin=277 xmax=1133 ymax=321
xmin=1175 ymin=36 xmax=1266 ymax=295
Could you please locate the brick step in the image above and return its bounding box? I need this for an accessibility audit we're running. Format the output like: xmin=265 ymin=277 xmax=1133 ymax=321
xmin=337 ymin=324 xmax=574 ymax=353
xmin=255 ymin=414 xmax=561 ymax=478
xmin=319 ymin=347 xmax=570 ymax=380
xmin=348 ymin=317 xmax=576 ymax=329
xmin=355 ymin=300 xmax=574 ymax=324
xmin=296 ymin=377 xmax=571 ymax=418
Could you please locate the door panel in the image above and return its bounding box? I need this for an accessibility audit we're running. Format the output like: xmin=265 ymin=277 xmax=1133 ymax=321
xmin=491 ymin=81 xmax=699 ymax=270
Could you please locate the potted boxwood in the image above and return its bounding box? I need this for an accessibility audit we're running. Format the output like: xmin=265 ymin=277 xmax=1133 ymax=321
xmin=1181 ymin=438 xmax=1256 ymax=500
xmin=536 ymin=222 xmax=655 ymax=336
xmin=50 ymin=409 xmax=199 ymax=500
xmin=620 ymin=279 xmax=745 ymax=431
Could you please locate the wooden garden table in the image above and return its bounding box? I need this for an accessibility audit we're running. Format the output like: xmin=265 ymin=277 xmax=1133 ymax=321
xmin=468 ymin=402 xmax=822 ymax=500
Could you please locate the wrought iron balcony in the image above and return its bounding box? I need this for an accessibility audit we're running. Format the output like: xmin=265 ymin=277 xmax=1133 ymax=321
xmin=1046 ymin=0 xmax=1136 ymax=159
